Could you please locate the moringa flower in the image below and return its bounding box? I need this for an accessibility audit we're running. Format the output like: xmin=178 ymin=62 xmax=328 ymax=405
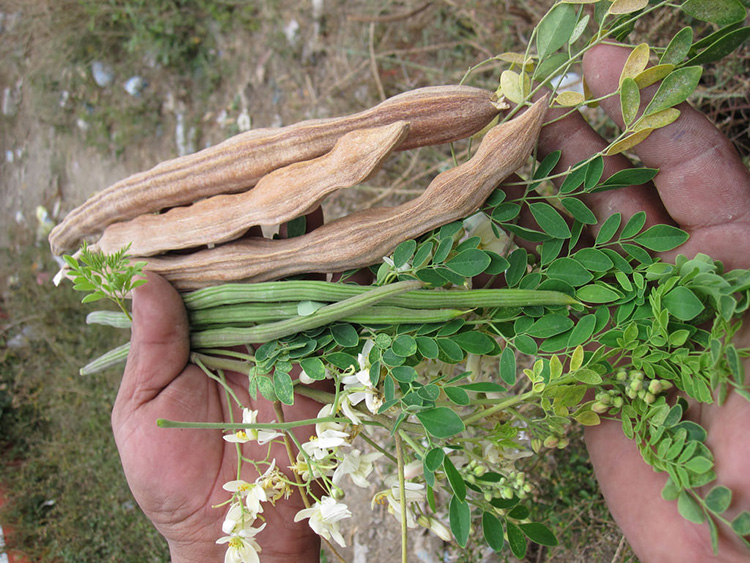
xmin=294 ymin=496 xmax=352 ymax=547
xmin=341 ymin=340 xmax=384 ymax=415
xmin=332 ymin=448 xmax=383 ymax=488
xmin=223 ymin=408 xmax=282 ymax=445
xmin=222 ymin=480 xmax=267 ymax=518
xmin=372 ymin=481 xmax=425 ymax=528
xmin=301 ymin=428 xmax=350 ymax=460
xmin=216 ymin=521 xmax=265 ymax=563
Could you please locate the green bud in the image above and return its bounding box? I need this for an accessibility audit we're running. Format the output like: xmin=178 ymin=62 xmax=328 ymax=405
xmin=474 ymin=465 xmax=487 ymax=477
xmin=591 ymin=401 xmax=609 ymax=414
xmin=644 ymin=392 xmax=656 ymax=404
xmin=502 ymin=487 xmax=514 ymax=499
xmin=613 ymin=396 xmax=624 ymax=409
xmin=630 ymin=380 xmax=643 ymax=392
xmin=648 ymin=380 xmax=663 ymax=394
xmin=616 ymin=369 xmax=628 ymax=381
xmin=544 ymin=436 xmax=559 ymax=448
xmin=631 ymin=370 xmax=644 ymax=380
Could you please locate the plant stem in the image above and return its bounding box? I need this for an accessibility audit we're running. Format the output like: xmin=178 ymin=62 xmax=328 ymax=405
xmin=156 ymin=416 xmax=345 ymax=430
xmin=394 ymin=431 xmax=409 ymax=563
xmin=462 ymin=391 xmax=531 ymax=426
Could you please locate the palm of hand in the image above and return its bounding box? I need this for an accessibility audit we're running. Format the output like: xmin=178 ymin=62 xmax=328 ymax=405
xmin=546 ymin=45 xmax=750 ymax=562
xmin=112 ymin=274 xmax=321 ymax=561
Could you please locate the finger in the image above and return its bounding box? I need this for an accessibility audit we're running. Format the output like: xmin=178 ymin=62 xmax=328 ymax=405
xmin=582 ymin=43 xmax=750 ymax=267
xmin=117 ymin=271 xmax=191 ymax=407
xmin=584 ymin=421 xmax=716 ymax=561
xmin=537 ymin=92 xmax=672 ymax=228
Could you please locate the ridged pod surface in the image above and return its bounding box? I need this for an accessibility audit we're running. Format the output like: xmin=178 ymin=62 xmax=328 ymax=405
xmin=49 ymin=86 xmax=506 ymax=254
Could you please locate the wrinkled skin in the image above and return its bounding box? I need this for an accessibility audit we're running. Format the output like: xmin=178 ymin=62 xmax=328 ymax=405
xmin=112 ymin=45 xmax=750 ymax=562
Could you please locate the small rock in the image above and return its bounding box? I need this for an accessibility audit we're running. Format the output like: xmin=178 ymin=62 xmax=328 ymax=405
xmin=124 ymin=75 xmax=147 ymax=97
xmin=236 ymin=109 xmax=251 ymax=132
xmin=91 ymin=61 xmax=115 ymax=88
xmin=284 ymin=18 xmax=300 ymax=46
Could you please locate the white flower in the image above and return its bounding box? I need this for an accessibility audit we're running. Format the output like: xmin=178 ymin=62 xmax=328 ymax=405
xmin=301 ymin=428 xmax=349 ymax=460
xmin=315 ymin=403 xmax=346 ymax=436
xmin=373 ymin=482 xmax=425 ymax=528
xmin=341 ymin=340 xmax=384 ymax=416
xmin=332 ymin=449 xmax=383 ymax=488
xmin=223 ymin=480 xmax=267 ymax=517
xmin=216 ymin=522 xmax=265 ymax=563
xmin=418 ymin=515 xmax=452 ymax=542
xmin=294 ymin=496 xmax=352 ymax=547
xmin=223 ymin=408 xmax=282 ymax=445
xmin=221 ymin=502 xmax=249 ymax=535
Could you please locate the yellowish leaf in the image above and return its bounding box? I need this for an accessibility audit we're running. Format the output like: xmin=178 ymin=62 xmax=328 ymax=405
xmin=609 ymin=0 xmax=649 ymax=14
xmin=634 ymin=64 xmax=675 ymax=89
xmin=570 ymin=345 xmax=584 ymax=371
xmin=619 ymin=43 xmax=650 ymax=85
xmin=498 ymin=52 xmax=535 ymax=71
xmin=500 ymin=69 xmax=530 ymax=105
xmin=550 ymin=355 xmax=563 ymax=380
xmin=605 ymin=128 xmax=654 ymax=155
xmin=574 ymin=411 xmax=601 ymax=426
xmin=634 ymin=108 xmax=680 ymax=132
xmin=583 ymin=76 xmax=599 ymax=107
xmin=554 ymin=91 xmax=586 ymax=107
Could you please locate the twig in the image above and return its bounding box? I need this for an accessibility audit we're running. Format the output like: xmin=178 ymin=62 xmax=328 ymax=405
xmin=611 ymin=534 xmax=627 ymax=563
xmin=369 ymin=22 xmax=386 ymax=101
xmin=347 ymin=2 xmax=431 ymax=23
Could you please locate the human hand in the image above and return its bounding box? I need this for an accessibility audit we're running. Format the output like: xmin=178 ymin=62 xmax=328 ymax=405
xmin=536 ymin=43 xmax=750 ymax=562
xmin=111 ymin=270 xmax=322 ymax=563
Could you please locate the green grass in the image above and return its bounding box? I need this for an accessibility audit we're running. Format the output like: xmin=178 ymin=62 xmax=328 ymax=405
xmin=0 ymin=240 xmax=169 ymax=561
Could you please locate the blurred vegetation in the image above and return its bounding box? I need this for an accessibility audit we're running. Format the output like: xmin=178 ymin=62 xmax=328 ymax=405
xmin=0 ymin=237 xmax=170 ymax=561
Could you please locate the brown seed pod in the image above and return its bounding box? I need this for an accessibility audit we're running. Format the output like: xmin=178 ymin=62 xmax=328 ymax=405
xmin=49 ymin=86 xmax=506 ymax=255
xmin=140 ymin=97 xmax=547 ymax=290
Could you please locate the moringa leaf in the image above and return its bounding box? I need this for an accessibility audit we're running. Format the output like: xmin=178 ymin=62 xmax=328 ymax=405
xmin=644 ymin=66 xmax=703 ymax=116
xmin=682 ymin=0 xmax=747 ymax=26
xmin=536 ymin=3 xmax=578 ymax=58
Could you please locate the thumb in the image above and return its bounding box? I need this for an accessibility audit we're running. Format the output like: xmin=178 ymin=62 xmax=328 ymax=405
xmin=118 ymin=271 xmax=191 ymax=407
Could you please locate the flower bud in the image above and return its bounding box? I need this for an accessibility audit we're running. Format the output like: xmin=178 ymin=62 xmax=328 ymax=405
xmin=616 ymin=369 xmax=628 ymax=382
xmin=648 ymin=380 xmax=663 ymax=394
xmin=613 ymin=396 xmax=624 ymax=409
xmin=543 ymin=436 xmax=559 ymax=448
xmin=591 ymin=401 xmax=609 ymax=414
xmin=644 ymin=392 xmax=656 ymax=404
